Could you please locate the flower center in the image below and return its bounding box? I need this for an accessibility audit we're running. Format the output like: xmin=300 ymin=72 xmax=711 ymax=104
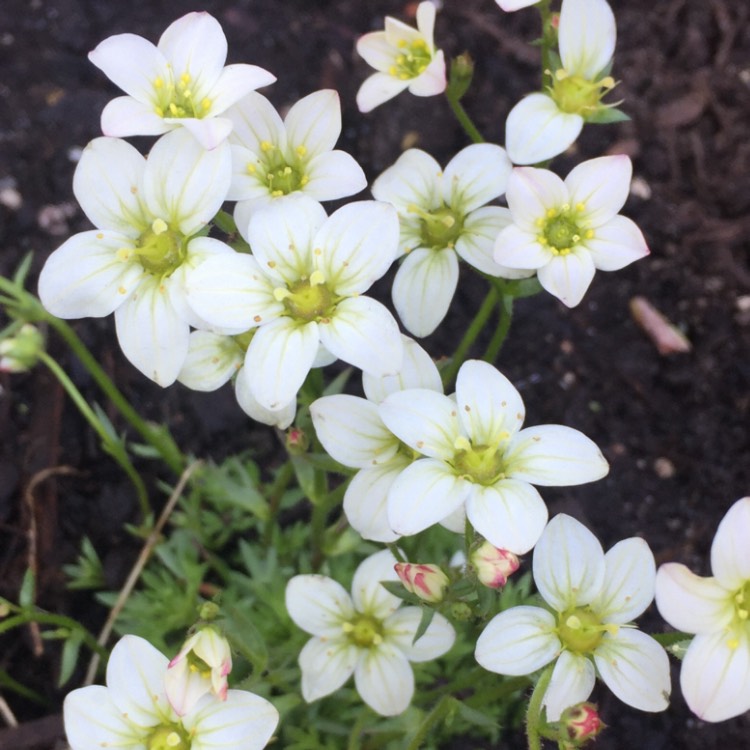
xmin=153 ymin=71 xmax=211 ymax=119
xmin=122 ymin=219 xmax=187 ymax=276
xmin=147 ymin=725 xmax=191 ymax=750
xmin=342 ymin=615 xmax=384 ymax=648
xmin=535 ymin=204 xmax=593 ymax=256
xmin=389 ymin=38 xmax=432 ymax=80
xmin=550 ymin=70 xmax=616 ymax=116
xmin=557 ymin=606 xmax=617 ymax=654
xmin=273 ymin=271 xmax=335 ymax=323
xmin=247 ymin=142 xmax=310 ymax=198
xmin=408 ymin=204 xmax=464 ymax=250
xmin=452 ymin=436 xmax=507 ymax=485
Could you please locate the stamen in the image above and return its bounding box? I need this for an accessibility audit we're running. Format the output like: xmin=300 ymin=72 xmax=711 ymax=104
xmin=273 ymin=287 xmax=291 ymax=301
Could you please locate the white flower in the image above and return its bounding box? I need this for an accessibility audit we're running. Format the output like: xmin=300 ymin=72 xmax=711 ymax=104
xmin=186 ymin=194 xmax=403 ymax=411
xmin=310 ymin=337 xmax=442 ymax=542
xmin=372 ymin=145 xmax=532 ymax=337
xmin=226 ymin=90 xmax=367 ymax=228
xmin=285 ymin=549 xmax=455 ymax=716
xmin=655 ymin=497 xmax=750 ymax=722
xmin=493 ymin=155 xmax=649 ymax=307
xmin=494 ymin=0 xmax=539 ymax=11
xmin=475 ymin=514 xmax=671 ymax=719
xmin=88 ymin=11 xmax=276 ymax=149
xmin=64 ymin=635 xmax=278 ymax=750
xmin=38 ymin=130 xmax=233 ymax=386
xmin=505 ymin=0 xmax=617 ymax=164
xmin=165 ymin=626 xmax=233 ymax=716
xmin=379 ymin=359 xmax=608 ymax=554
xmin=356 ymin=1 xmax=446 ymax=113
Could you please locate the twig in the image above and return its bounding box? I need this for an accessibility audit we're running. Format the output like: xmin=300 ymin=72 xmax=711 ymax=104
xmin=83 ymin=460 xmax=203 ymax=685
xmin=0 ymin=693 xmax=18 ymax=728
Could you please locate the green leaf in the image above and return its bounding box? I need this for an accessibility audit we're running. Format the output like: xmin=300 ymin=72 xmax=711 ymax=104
xmin=379 ymin=580 xmax=422 ymax=606
xmin=412 ymin=606 xmax=436 ymax=645
xmin=19 ymin=568 xmax=35 ymax=609
xmin=58 ymin=630 xmax=83 ymax=687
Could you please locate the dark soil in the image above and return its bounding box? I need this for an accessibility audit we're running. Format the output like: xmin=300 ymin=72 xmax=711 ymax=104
xmin=1 ymin=0 xmax=749 ymax=748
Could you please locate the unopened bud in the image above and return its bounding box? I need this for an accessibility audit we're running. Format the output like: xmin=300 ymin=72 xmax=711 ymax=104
xmin=448 ymin=53 xmax=475 ymax=101
xmin=285 ymin=426 xmax=309 ymax=455
xmin=471 ymin=542 xmax=520 ymax=588
xmin=394 ymin=562 xmax=449 ymax=603
xmin=559 ymin=702 xmax=605 ymax=746
xmin=0 ymin=324 xmax=44 ymax=373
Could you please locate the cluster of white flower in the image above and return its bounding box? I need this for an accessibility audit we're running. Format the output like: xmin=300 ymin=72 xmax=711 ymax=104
xmin=40 ymin=0 xmax=744 ymax=744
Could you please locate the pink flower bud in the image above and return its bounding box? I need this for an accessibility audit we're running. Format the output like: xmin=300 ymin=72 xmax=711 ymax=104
xmin=559 ymin=702 xmax=605 ymax=745
xmin=471 ymin=542 xmax=520 ymax=588
xmin=394 ymin=563 xmax=449 ymax=603
xmin=285 ymin=427 xmax=309 ymax=454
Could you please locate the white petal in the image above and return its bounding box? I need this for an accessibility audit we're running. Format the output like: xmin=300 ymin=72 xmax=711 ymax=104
xmin=315 ymin=201 xmax=399 ymax=295
xmin=286 ymin=574 xmax=354 ymax=637
xmin=559 ymin=0 xmax=616 ymax=79
xmin=407 ymin=51 xmax=446 ymax=97
xmin=594 ymin=629 xmax=670 ymax=712
xmin=493 ymin=225 xmax=551 ymax=270
xmin=496 ymin=0 xmax=538 ymax=10
xmin=157 ymin=12 xmax=226 ymax=94
xmin=710 ymin=496 xmax=750 ymax=590
xmin=533 ymin=514 xmax=605 ymax=612
xmin=385 ymin=608 xmax=455 ymax=662
xmin=543 ymin=651 xmax=596 ymax=721
xmin=379 ymin=389 xmax=460 ymax=459
xmin=565 ymin=155 xmax=632 ymax=226
xmin=114 ymin=278 xmax=190 ymax=386
xmin=106 ymin=635 xmax=171 ymax=725
xmin=234 ymin=367 xmax=296 ymax=428
xmin=185 ymin=690 xmax=279 ymax=750
xmin=356 ymin=72 xmax=409 ymax=113
xmin=285 ymin=89 xmax=341 ymax=158
xmin=356 ymin=31 xmax=394 ymax=71
xmin=475 ymin=606 xmax=560 ymax=676
xmin=505 ymin=94 xmax=583 ymax=166
xmin=585 ymin=215 xmax=649 ymax=270
xmin=363 ymin=335 xmax=443 ymax=403
xmin=371 ymin=149 xmax=441 ymax=211
xmin=100 ymin=96 xmax=172 ymax=139
xmin=457 ymin=206 xmax=525 ymax=277
xmin=38 ymin=232 xmax=143 ymax=318
xmin=537 ymin=249 xmax=596 ymax=307
xmin=442 ymin=143 xmax=513 ymax=213
xmin=73 ymin=137 xmax=148 ymax=235
xmin=415 ymin=0 xmax=438 ymax=45
xmin=247 ymin=194 xmax=326 ymax=283
xmin=245 ymin=318 xmax=319 ymax=410
xmin=387 ymin=459 xmax=470 ymax=536
xmin=351 ymin=548 xmax=401 ymax=619
xmin=208 ymin=64 xmax=277 ymax=116
xmin=654 ymin=564 xmax=733 ymax=634
xmin=319 ymin=296 xmax=403 ymax=376
xmin=177 ymin=117 xmax=234 ymax=151
xmin=310 ymin=394 xmax=399 ymax=468
xmin=225 ymin=91 xmax=285 ymax=154
xmin=392 ymin=247 xmax=458 ymax=337
xmin=303 ymin=150 xmax=367 ymax=201
xmin=504 ymin=424 xmax=609 ymax=486
xmin=593 ymin=538 xmax=656 ymax=623
xmin=679 ymin=630 xmax=750 ymax=722
xmin=178 ymin=331 xmax=243 ymax=392
xmin=298 ymin=637 xmax=358 ymax=702
xmin=456 ymin=360 xmax=525 ymax=445
xmin=186 ymin=253 xmax=281 ymax=330
xmin=88 ymin=33 xmax=167 ymax=103
xmin=164 ymin=660 xmax=209 ymax=717
xmin=354 ymin=644 xmax=414 ymax=716
xmin=344 ymin=461 xmax=409 ymax=543
xmin=465 ymin=481 xmax=548 ymax=555
xmin=142 ymin=129 xmax=231 ymax=236
xmin=506 ymin=165 xmax=568 ymax=230
xmin=63 ymin=686 xmax=144 ymax=750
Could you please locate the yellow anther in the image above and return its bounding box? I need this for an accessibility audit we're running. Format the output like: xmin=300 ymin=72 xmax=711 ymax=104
xmin=739 ymin=609 xmax=749 ymax=620
xmin=260 ymin=140 xmax=274 ymax=152
xmin=283 ymin=166 xmax=293 ymax=176
xmin=575 ymin=202 xmax=586 ymax=212
xmin=180 ymin=73 xmax=191 ymax=84
xmin=413 ymin=38 xmax=426 ymax=48
xmin=565 ymin=615 xmax=582 ymax=630
xmin=397 ymin=39 xmax=407 ymax=48
xmin=389 ymin=66 xmax=397 ymax=76
xmin=201 ymin=98 xmax=211 ymax=110
xmin=295 ymin=144 xmax=307 ymax=157
xmin=246 ymin=163 xmax=257 ymax=174
xmin=310 ymin=270 xmax=325 ymax=286
xmin=155 ymin=106 xmax=164 ymax=117
xmin=396 ymin=54 xmax=406 ymax=65
xmin=562 ymin=203 xmax=570 ymax=211
xmin=535 ymin=217 xmax=545 ymax=227
xmin=341 ymin=622 xmax=354 ymax=633
xmin=300 ymin=175 xmax=309 ymax=186
xmin=273 ymin=287 xmax=291 ymax=301
xmin=271 ymin=189 xmax=284 ymax=197
xmin=154 ymin=77 xmax=164 ymax=89
xmin=546 ymin=208 xmax=557 ymax=218
xmin=555 ymin=68 xmax=570 ymax=81
xmin=454 ymin=436 xmax=472 ymax=452
xmin=728 ymin=637 xmax=740 ymax=650
xmin=399 ymin=73 xmax=410 ymax=80
xmin=183 ymin=89 xmax=193 ymax=98
xmin=372 ymin=634 xmax=384 ymax=645
xmin=96 ymin=232 xmax=104 ymax=239
xmin=735 ymin=591 xmax=745 ymax=603
xmin=151 ymin=218 xmax=168 ymax=235
xmin=572 ymin=234 xmax=581 ymax=243
xmin=418 ymin=64 xmax=427 ymax=73
xmin=585 ymin=229 xmax=595 ymax=239
xmin=604 ymin=623 xmax=620 ymax=636
xmin=537 ymin=235 xmax=548 ymax=245
xmin=601 ymin=76 xmax=615 ymax=89
xmin=169 ymin=102 xmax=179 ymax=115
xmin=117 ymin=248 xmax=132 ymax=261
xmin=118 ymin=286 xmax=127 ymax=295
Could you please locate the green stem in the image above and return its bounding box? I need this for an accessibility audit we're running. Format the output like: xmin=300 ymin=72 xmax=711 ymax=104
xmin=347 ymin=711 xmax=369 ymax=750
xmin=445 ymin=92 xmax=485 ymax=144
xmin=262 ymin=460 xmax=295 ymax=547
xmin=483 ymin=285 xmax=514 ymax=364
xmin=406 ymin=694 xmax=455 ymax=750
xmin=39 ymin=351 xmax=150 ymax=519
xmin=526 ymin=664 xmax=554 ymax=750
xmin=441 ymin=285 xmax=498 ymax=389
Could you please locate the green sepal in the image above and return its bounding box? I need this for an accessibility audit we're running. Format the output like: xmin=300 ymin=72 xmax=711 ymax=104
xmin=586 ymin=107 xmax=630 ymax=124
xmin=412 ymin=605 xmax=437 ymax=645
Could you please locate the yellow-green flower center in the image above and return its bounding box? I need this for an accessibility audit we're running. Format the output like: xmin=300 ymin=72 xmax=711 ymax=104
xmin=343 ymin=615 xmax=384 ymax=648
xmin=389 ymin=38 xmax=432 ymax=80
xmin=535 ymin=204 xmax=593 ymax=256
xmin=123 ymin=219 xmax=187 ymax=276
xmin=452 ymin=436 xmax=507 ymax=485
xmin=557 ymin=606 xmax=618 ymax=654
xmin=728 ymin=582 xmax=750 ymax=648
xmin=147 ymin=724 xmax=191 ymax=750
xmin=274 ymin=271 xmax=335 ymax=323
xmin=550 ymin=70 xmax=616 ymax=116
xmin=409 ymin=204 xmax=464 ymax=250
xmin=153 ymin=71 xmax=211 ymax=120
xmin=247 ymin=142 xmax=310 ymax=198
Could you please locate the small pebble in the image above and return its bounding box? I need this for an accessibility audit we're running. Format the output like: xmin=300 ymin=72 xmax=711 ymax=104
xmin=654 ymin=456 xmax=676 ymax=479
